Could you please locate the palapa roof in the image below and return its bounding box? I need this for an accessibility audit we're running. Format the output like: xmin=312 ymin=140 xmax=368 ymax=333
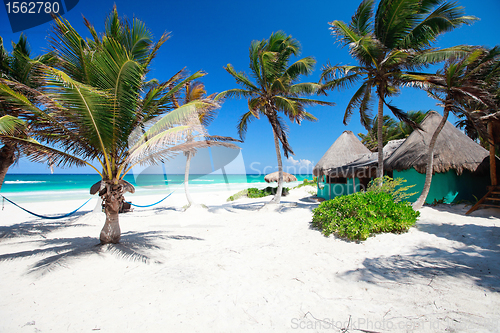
xmin=264 ymin=171 xmax=297 ymax=183
xmin=385 ymin=111 xmax=489 ymax=175
xmin=329 ymin=139 xmax=405 ymax=178
xmin=313 ymin=131 xmax=371 ymax=176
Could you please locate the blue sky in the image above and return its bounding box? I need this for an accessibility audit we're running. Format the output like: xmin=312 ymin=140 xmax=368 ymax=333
xmin=1 ymin=0 xmax=499 ymax=175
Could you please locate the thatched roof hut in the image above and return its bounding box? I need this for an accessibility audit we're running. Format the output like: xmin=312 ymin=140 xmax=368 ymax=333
xmin=313 ymin=131 xmax=371 ymax=177
xmin=264 ymin=171 xmax=297 ymax=183
xmin=385 ymin=111 xmax=489 ymax=175
xmin=332 ymin=139 xmax=405 ymax=178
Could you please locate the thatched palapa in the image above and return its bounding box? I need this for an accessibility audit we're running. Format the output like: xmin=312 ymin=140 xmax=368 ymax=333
xmin=264 ymin=171 xmax=297 ymax=183
xmin=385 ymin=111 xmax=489 ymax=175
xmin=313 ymin=131 xmax=371 ymax=177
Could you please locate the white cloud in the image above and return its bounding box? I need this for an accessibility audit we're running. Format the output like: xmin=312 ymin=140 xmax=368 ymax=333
xmin=287 ymin=156 xmax=312 ymax=167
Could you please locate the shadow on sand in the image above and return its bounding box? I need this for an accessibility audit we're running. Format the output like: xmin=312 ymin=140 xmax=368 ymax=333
xmin=0 ymin=230 xmax=204 ymax=275
xmin=0 ymin=212 xmax=92 ymax=241
xmin=342 ymin=222 xmax=500 ymax=292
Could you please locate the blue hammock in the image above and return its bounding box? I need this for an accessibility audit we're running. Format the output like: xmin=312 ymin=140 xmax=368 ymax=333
xmin=1 ymin=195 xmax=92 ymax=220
xmin=125 ymin=192 xmax=173 ymax=208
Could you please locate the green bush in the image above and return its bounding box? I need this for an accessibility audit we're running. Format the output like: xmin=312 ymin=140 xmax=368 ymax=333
xmin=366 ymin=176 xmax=416 ymax=203
xmin=227 ymin=186 xmax=289 ymax=201
xmin=227 ymin=189 xmax=248 ymax=202
xmin=312 ymin=191 xmax=419 ymax=241
xmin=248 ymin=186 xmax=289 ymax=198
xmin=294 ymin=177 xmax=318 ymax=189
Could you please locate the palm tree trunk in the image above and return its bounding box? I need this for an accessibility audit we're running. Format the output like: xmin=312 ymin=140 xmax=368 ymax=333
xmin=376 ymin=93 xmax=384 ymax=182
xmin=184 ymin=151 xmax=194 ymax=206
xmin=270 ymin=127 xmax=284 ymax=204
xmin=413 ymin=105 xmax=451 ymax=210
xmin=0 ymin=144 xmax=16 ymax=191
xmin=99 ymin=182 xmax=123 ymax=244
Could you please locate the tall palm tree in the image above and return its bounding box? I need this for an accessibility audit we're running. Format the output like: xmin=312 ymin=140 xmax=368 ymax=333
xmin=403 ymin=47 xmax=498 ymax=209
xmin=0 ymin=9 xmax=237 ymax=244
xmin=216 ymin=31 xmax=333 ymax=204
xmin=321 ymin=0 xmax=477 ymax=179
xmin=0 ymin=35 xmax=54 ymax=190
xmin=359 ymin=110 xmax=429 ymax=151
xmin=174 ymin=81 xmax=239 ymax=208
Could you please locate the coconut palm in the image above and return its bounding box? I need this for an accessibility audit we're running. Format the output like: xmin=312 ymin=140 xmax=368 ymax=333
xmin=216 ymin=31 xmax=333 ymax=204
xmin=403 ymin=47 xmax=499 ymax=209
xmin=0 ymin=9 xmax=238 ymax=244
xmin=0 ymin=35 xmax=55 ymax=190
xmin=174 ymin=81 xmax=239 ymax=208
xmin=320 ymin=0 xmax=477 ymax=179
xmin=359 ymin=110 xmax=429 ymax=151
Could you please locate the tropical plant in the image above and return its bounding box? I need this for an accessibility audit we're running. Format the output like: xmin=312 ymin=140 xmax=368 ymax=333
xmin=403 ymin=47 xmax=499 ymax=209
xmin=0 ymin=34 xmax=55 ymax=190
xmin=0 ymin=9 xmax=238 ymax=244
xmin=312 ymin=191 xmax=419 ymax=241
xmin=173 ymin=81 xmax=239 ymax=208
xmin=358 ymin=110 xmax=429 ymax=151
xmin=216 ymin=31 xmax=333 ymax=204
xmin=366 ymin=175 xmax=416 ymax=203
xmin=320 ymin=0 xmax=477 ymax=179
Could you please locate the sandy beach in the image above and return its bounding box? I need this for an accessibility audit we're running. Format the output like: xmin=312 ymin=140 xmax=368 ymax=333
xmin=1 ymin=186 xmax=499 ymax=332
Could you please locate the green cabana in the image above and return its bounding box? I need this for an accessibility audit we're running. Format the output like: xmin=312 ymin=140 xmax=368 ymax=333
xmin=313 ymin=131 xmax=371 ymax=200
xmin=385 ymin=111 xmax=492 ymax=204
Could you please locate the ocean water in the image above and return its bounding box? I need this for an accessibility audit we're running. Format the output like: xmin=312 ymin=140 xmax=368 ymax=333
xmin=1 ymin=173 xmax=314 ymax=203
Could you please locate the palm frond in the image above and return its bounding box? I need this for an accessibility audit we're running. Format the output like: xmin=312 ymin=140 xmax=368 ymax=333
xmin=0 ymin=115 xmax=25 ymax=136
xmin=237 ymin=111 xmax=255 ymax=140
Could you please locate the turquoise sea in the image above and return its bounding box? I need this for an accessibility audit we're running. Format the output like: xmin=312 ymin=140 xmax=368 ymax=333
xmin=1 ymin=173 xmax=314 ymax=203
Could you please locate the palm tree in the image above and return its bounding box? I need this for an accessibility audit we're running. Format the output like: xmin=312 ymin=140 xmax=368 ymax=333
xmin=0 ymin=35 xmax=54 ymax=190
xmin=216 ymin=31 xmax=333 ymax=204
xmin=359 ymin=110 xmax=429 ymax=151
xmin=174 ymin=81 xmax=239 ymax=208
xmin=403 ymin=47 xmax=498 ymax=209
xmin=0 ymin=9 xmax=238 ymax=244
xmin=320 ymin=0 xmax=477 ymax=180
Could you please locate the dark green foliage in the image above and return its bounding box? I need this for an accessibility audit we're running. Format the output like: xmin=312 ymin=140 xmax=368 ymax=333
xmin=247 ymin=187 xmax=289 ymax=198
xmin=312 ymin=192 xmax=419 ymax=241
xmin=227 ymin=186 xmax=290 ymax=201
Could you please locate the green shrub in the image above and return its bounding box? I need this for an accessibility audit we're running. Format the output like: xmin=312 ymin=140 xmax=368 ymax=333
xmin=294 ymin=177 xmax=318 ymax=189
xmin=227 ymin=189 xmax=248 ymax=201
xmin=248 ymin=186 xmax=289 ymax=198
xmin=227 ymin=186 xmax=289 ymax=201
xmin=366 ymin=176 xmax=417 ymax=203
xmin=312 ymin=191 xmax=419 ymax=241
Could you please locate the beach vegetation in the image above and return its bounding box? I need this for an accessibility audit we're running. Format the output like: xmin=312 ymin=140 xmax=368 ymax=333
xmin=227 ymin=186 xmax=290 ymax=201
xmin=294 ymin=177 xmax=317 ymax=189
xmin=320 ymin=0 xmax=477 ymax=180
xmin=402 ymin=47 xmax=499 ymax=209
xmin=358 ymin=111 xmax=429 ymax=151
xmin=216 ymin=31 xmax=333 ymax=204
xmin=0 ymin=34 xmax=55 ymax=190
xmin=366 ymin=176 xmax=416 ymax=203
xmin=312 ymin=191 xmax=419 ymax=241
xmin=0 ymin=8 xmax=238 ymax=244
xmin=174 ymin=81 xmax=240 ymax=208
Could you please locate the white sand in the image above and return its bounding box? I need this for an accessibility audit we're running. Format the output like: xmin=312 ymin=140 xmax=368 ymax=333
xmin=1 ymin=187 xmax=499 ymax=332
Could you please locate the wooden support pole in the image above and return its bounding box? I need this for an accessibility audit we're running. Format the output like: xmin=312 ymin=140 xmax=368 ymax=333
xmin=488 ymin=121 xmax=497 ymax=186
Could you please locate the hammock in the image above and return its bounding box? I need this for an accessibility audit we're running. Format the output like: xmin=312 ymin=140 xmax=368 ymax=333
xmin=1 ymin=195 xmax=92 ymax=220
xmin=125 ymin=192 xmax=174 ymax=208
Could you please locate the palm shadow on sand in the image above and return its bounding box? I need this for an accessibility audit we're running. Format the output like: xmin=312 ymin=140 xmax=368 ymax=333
xmin=0 ymin=230 xmax=204 ymax=275
xmin=0 ymin=213 xmax=91 ymax=241
xmin=341 ymin=222 xmax=500 ymax=292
